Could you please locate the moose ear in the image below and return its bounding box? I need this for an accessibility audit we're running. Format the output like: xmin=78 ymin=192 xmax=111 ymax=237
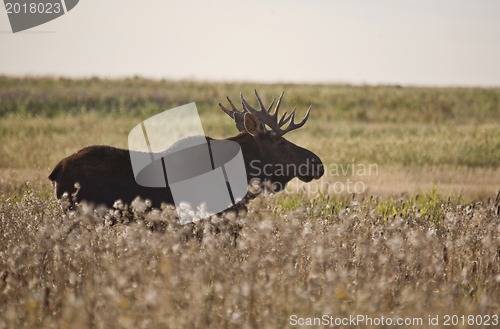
xmin=243 ymin=113 xmax=264 ymax=136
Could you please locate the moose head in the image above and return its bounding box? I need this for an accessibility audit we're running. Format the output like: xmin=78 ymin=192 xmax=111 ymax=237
xmin=219 ymin=91 xmax=325 ymax=192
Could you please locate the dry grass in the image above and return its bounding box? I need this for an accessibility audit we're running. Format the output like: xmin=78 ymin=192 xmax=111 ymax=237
xmin=1 ymin=77 xmax=500 ymax=328
xmin=1 ymin=193 xmax=499 ymax=328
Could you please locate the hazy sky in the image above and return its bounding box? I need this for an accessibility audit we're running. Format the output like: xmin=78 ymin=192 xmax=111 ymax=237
xmin=1 ymin=0 xmax=499 ymax=86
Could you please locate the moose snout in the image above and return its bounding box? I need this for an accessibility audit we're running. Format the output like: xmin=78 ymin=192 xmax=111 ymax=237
xmin=297 ymin=155 xmax=325 ymax=182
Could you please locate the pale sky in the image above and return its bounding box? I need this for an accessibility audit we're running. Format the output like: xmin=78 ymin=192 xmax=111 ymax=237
xmin=1 ymin=0 xmax=499 ymax=86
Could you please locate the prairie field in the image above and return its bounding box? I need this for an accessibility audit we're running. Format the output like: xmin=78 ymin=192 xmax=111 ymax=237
xmin=0 ymin=76 xmax=500 ymax=328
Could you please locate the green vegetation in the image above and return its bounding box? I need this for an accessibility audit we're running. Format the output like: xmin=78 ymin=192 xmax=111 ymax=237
xmin=0 ymin=76 xmax=499 ymax=328
xmin=1 ymin=76 xmax=499 ymax=123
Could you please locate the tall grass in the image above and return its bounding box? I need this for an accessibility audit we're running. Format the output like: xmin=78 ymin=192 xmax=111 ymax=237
xmin=1 ymin=77 xmax=499 ymax=328
xmin=1 ymin=192 xmax=499 ymax=328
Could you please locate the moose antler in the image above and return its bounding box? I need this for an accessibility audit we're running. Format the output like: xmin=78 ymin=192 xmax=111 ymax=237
xmin=219 ymin=90 xmax=312 ymax=137
xmin=219 ymin=96 xmax=247 ymax=132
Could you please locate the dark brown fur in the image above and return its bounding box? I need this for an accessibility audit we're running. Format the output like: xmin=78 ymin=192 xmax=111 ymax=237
xmin=49 ymin=145 xmax=174 ymax=207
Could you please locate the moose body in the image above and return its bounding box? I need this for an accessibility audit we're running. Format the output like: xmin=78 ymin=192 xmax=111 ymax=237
xmin=49 ymin=145 xmax=174 ymax=207
xmin=49 ymin=91 xmax=324 ymax=208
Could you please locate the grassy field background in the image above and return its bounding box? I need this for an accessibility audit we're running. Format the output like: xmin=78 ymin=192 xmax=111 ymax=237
xmin=1 ymin=76 xmax=499 ymax=199
xmin=1 ymin=76 xmax=499 ymax=328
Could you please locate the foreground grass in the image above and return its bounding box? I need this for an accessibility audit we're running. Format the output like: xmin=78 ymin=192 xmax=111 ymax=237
xmin=1 ymin=192 xmax=499 ymax=328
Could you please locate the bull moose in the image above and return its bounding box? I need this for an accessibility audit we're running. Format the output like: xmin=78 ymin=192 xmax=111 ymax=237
xmin=48 ymin=91 xmax=325 ymax=208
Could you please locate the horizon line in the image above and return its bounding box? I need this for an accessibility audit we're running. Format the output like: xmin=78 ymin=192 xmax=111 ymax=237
xmin=1 ymin=73 xmax=500 ymax=89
